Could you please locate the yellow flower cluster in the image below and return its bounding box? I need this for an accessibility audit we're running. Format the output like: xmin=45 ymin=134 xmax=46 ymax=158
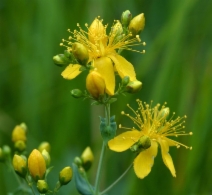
xmin=108 ymin=100 xmax=192 ymax=179
xmin=60 ymin=14 xmax=145 ymax=97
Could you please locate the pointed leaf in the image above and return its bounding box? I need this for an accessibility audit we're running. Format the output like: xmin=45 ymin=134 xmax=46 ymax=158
xmin=72 ymin=164 xmax=94 ymax=195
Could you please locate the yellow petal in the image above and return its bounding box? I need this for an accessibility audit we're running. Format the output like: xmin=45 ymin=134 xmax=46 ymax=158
xmin=133 ymin=140 xmax=158 ymax=179
xmin=107 ymin=54 xmax=136 ymax=81
xmin=108 ymin=130 xmax=141 ymax=152
xmin=94 ymin=57 xmax=115 ymax=95
xmin=61 ymin=64 xmax=82 ymax=80
xmin=159 ymin=139 xmax=176 ymax=177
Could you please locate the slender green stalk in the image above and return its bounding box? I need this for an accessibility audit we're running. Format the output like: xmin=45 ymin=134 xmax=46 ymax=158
xmin=94 ymin=141 xmax=106 ymax=195
xmin=94 ymin=103 xmax=110 ymax=195
xmin=25 ymin=177 xmax=36 ymax=195
xmin=105 ymin=103 xmax=110 ymax=125
xmin=100 ymin=163 xmax=133 ymax=195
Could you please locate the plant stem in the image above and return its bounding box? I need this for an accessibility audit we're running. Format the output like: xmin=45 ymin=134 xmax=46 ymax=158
xmin=94 ymin=141 xmax=106 ymax=195
xmin=94 ymin=103 xmax=110 ymax=195
xmin=25 ymin=176 xmax=36 ymax=195
xmin=100 ymin=163 xmax=133 ymax=195
xmin=105 ymin=103 xmax=110 ymax=125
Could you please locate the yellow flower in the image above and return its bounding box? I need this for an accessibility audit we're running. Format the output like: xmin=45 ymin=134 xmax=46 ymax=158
xmin=60 ymin=17 xmax=145 ymax=96
xmin=28 ymin=149 xmax=46 ymax=181
xmin=108 ymin=100 xmax=192 ymax=179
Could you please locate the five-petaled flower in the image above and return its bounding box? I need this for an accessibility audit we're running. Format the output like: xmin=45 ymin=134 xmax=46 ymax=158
xmin=108 ymin=100 xmax=192 ymax=179
xmin=60 ymin=17 xmax=145 ymax=96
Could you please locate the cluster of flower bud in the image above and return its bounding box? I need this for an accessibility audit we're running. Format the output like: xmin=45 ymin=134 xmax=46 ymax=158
xmin=12 ymin=145 xmax=73 ymax=193
xmin=121 ymin=10 xmax=145 ymax=36
xmin=53 ymin=42 xmax=89 ymax=67
xmin=12 ymin=123 xmax=27 ymax=152
xmin=74 ymin=146 xmax=94 ymax=171
xmin=117 ymin=76 xmax=142 ymax=94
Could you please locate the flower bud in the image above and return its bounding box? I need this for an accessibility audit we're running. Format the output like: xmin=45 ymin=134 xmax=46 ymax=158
xmin=72 ymin=42 xmax=89 ymax=65
xmin=74 ymin=156 xmax=83 ymax=167
xmin=121 ymin=10 xmax=132 ymax=27
xmin=14 ymin=140 xmax=26 ymax=152
xmin=41 ymin=149 xmax=51 ymax=167
xmin=86 ymin=71 xmax=105 ymax=99
xmin=28 ymin=149 xmax=46 ymax=181
xmin=38 ymin=142 xmax=51 ymax=153
xmin=110 ymin=20 xmax=123 ymax=39
xmin=20 ymin=123 xmax=27 ymax=131
xmin=2 ymin=145 xmax=11 ymax=158
xmin=12 ymin=154 xmax=27 ymax=178
xmin=71 ymin=89 xmax=83 ymax=98
xmin=53 ymin=54 xmax=70 ymax=67
xmin=89 ymin=18 xmax=108 ymax=46
xmin=59 ymin=166 xmax=73 ymax=185
xmin=125 ymin=80 xmax=142 ymax=93
xmin=121 ymin=76 xmax=130 ymax=86
xmin=158 ymin=107 xmax=170 ymax=121
xmin=12 ymin=125 xmax=27 ymax=142
xmin=37 ymin=180 xmax=49 ymax=194
xmin=128 ymin=13 xmax=145 ymax=35
xmin=81 ymin=147 xmax=94 ymax=171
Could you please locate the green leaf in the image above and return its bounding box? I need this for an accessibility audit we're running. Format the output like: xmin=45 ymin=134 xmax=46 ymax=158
xmin=72 ymin=164 xmax=94 ymax=195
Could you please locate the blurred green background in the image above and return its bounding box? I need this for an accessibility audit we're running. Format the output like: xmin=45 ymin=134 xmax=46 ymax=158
xmin=0 ymin=0 xmax=212 ymax=194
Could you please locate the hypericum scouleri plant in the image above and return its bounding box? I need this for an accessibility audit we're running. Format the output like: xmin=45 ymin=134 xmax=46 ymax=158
xmin=0 ymin=10 xmax=192 ymax=195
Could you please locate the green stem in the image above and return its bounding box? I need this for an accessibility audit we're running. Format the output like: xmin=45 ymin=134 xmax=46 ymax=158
xmin=105 ymin=103 xmax=110 ymax=125
xmin=100 ymin=163 xmax=133 ymax=195
xmin=94 ymin=103 xmax=110 ymax=195
xmin=94 ymin=142 xmax=106 ymax=195
xmin=25 ymin=177 xmax=36 ymax=195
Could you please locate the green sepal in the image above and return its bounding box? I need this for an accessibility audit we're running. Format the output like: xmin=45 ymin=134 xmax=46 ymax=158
xmin=53 ymin=54 xmax=70 ymax=67
xmin=72 ymin=164 xmax=94 ymax=195
xmin=79 ymin=66 xmax=87 ymax=71
xmin=45 ymin=166 xmax=54 ymax=179
xmin=99 ymin=116 xmax=117 ymax=143
xmin=108 ymin=98 xmax=117 ymax=104
xmin=64 ymin=50 xmax=72 ymax=59
xmin=91 ymin=101 xmax=100 ymax=105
